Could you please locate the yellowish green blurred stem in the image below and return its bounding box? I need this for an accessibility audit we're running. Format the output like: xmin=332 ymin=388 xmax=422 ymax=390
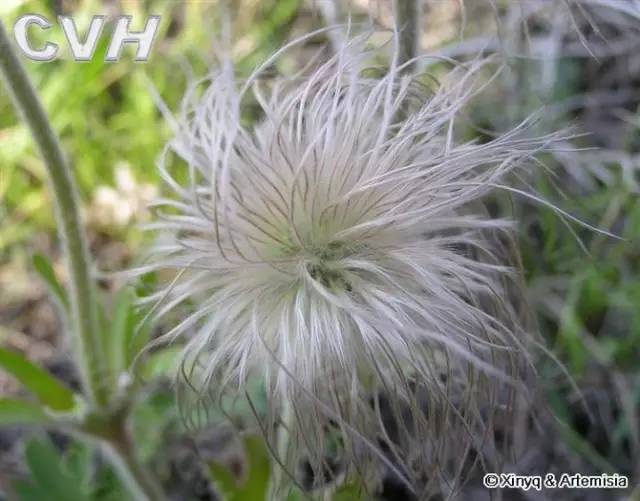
xmin=0 ymin=21 xmax=108 ymax=408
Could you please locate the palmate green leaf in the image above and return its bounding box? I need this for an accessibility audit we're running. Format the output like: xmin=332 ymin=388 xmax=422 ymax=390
xmin=32 ymin=253 xmax=69 ymax=311
xmin=0 ymin=399 xmax=52 ymax=426
xmin=14 ymin=437 xmax=91 ymax=501
xmin=63 ymin=442 xmax=96 ymax=491
xmin=12 ymin=480 xmax=47 ymax=501
xmin=92 ymin=465 xmax=130 ymax=501
xmin=0 ymin=347 xmax=77 ymax=411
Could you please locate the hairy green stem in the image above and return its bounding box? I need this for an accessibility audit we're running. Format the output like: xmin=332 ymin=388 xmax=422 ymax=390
xmin=0 ymin=21 xmax=108 ymax=407
xmin=0 ymin=20 xmax=166 ymax=501
xmin=103 ymin=420 xmax=168 ymax=501
xmin=395 ymin=0 xmax=422 ymax=72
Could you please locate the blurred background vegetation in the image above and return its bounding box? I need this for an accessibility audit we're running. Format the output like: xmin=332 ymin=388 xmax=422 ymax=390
xmin=0 ymin=0 xmax=638 ymax=500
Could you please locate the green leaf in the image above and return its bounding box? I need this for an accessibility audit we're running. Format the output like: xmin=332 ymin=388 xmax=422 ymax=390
xmin=32 ymin=254 xmax=69 ymax=311
xmin=64 ymin=442 xmax=95 ymax=490
xmin=333 ymin=483 xmax=369 ymax=500
xmin=18 ymin=438 xmax=91 ymax=501
xmin=13 ymin=479 xmax=50 ymax=501
xmin=547 ymin=389 xmax=617 ymax=474
xmin=209 ymin=458 xmax=239 ymax=500
xmin=105 ymin=287 xmax=135 ymax=378
xmin=285 ymin=490 xmax=305 ymax=501
xmin=183 ymin=376 xmax=267 ymax=427
xmin=139 ymin=346 xmax=182 ymax=380
xmin=125 ymin=307 xmax=154 ymax=369
xmin=0 ymin=399 xmax=52 ymax=426
xmin=131 ymin=388 xmax=178 ymax=461
xmin=100 ymin=287 xmax=156 ymax=383
xmin=0 ymin=348 xmax=77 ymax=411
xmin=92 ymin=465 xmax=131 ymax=501
xmin=209 ymin=435 xmax=271 ymax=501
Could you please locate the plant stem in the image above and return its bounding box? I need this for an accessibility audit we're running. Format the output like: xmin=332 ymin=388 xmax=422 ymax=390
xmin=394 ymin=0 xmax=422 ymax=72
xmin=0 ymin=22 xmax=167 ymax=500
xmin=0 ymin=21 xmax=109 ymax=407
xmin=316 ymin=0 xmax=345 ymax=52
xmin=103 ymin=419 xmax=168 ymax=501
xmin=269 ymin=399 xmax=294 ymax=500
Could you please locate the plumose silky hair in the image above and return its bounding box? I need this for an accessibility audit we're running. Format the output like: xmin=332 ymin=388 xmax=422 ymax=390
xmin=137 ymin=33 xmax=562 ymax=497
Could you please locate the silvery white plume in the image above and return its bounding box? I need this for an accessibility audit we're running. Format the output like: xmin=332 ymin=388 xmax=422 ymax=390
xmin=138 ymin=34 xmax=560 ymax=495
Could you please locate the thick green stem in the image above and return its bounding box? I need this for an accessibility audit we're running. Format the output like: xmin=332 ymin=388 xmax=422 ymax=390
xmin=0 ymin=21 xmax=108 ymax=407
xmin=103 ymin=421 xmax=168 ymax=501
xmin=395 ymin=0 xmax=422 ymax=72
xmin=80 ymin=409 xmax=166 ymax=501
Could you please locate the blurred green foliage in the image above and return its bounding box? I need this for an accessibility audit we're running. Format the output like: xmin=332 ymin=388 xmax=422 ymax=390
xmin=0 ymin=0 xmax=303 ymax=256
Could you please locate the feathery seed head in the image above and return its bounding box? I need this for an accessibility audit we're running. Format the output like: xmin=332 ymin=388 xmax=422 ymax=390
xmin=141 ymin=35 xmax=554 ymax=494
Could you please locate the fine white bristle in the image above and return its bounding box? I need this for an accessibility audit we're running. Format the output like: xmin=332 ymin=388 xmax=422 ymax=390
xmin=137 ymin=33 xmax=561 ymax=496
